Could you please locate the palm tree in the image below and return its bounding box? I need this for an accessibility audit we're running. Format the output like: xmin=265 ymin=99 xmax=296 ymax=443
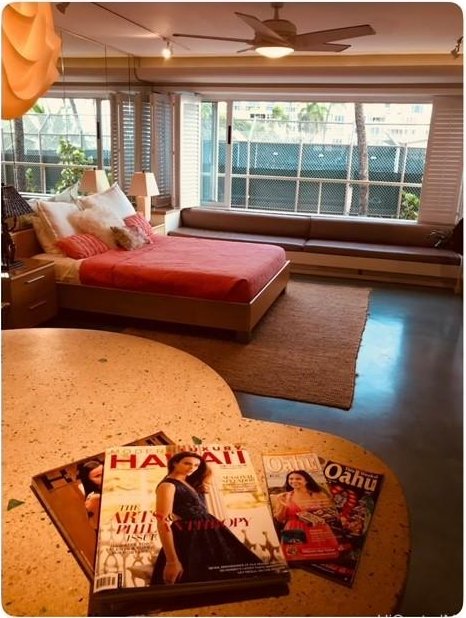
xmin=354 ymin=102 xmax=369 ymax=215
xmin=12 ymin=102 xmax=45 ymax=190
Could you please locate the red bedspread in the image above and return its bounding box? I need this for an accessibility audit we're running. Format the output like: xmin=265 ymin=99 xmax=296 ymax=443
xmin=79 ymin=235 xmax=287 ymax=302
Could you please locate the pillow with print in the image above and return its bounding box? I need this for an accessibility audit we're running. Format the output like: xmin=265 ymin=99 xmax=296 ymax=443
xmin=57 ymin=233 xmax=110 ymax=259
xmin=111 ymin=226 xmax=149 ymax=251
xmin=124 ymin=213 xmax=157 ymax=243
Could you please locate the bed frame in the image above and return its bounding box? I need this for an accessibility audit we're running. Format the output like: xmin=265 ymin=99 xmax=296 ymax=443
xmin=13 ymin=228 xmax=290 ymax=341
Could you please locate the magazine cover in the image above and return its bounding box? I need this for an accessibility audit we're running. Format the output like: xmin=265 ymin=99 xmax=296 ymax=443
xmin=319 ymin=456 xmax=384 ymax=586
xmin=262 ymin=450 xmax=384 ymax=587
xmin=30 ymin=431 xmax=173 ymax=580
xmin=91 ymin=444 xmax=289 ymax=615
xmin=261 ymin=451 xmax=344 ymax=567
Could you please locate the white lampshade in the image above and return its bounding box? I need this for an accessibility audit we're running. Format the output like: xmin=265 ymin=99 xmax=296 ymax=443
xmin=79 ymin=169 xmax=110 ymax=194
xmin=255 ymin=46 xmax=294 ymax=59
xmin=128 ymin=172 xmax=160 ymax=197
xmin=128 ymin=172 xmax=160 ymax=221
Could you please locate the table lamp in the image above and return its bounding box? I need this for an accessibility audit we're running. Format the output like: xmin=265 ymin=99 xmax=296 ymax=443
xmin=79 ymin=169 xmax=110 ymax=194
xmin=128 ymin=172 xmax=159 ymax=221
xmin=1 ymin=184 xmax=34 ymax=271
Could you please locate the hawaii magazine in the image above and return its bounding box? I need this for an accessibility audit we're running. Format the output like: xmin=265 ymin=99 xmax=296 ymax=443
xmin=91 ymin=444 xmax=289 ymax=615
xmin=30 ymin=431 xmax=173 ymax=580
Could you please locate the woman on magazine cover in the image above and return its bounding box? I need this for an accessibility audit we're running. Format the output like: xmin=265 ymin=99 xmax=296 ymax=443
xmin=273 ymin=469 xmax=335 ymax=524
xmin=77 ymin=460 xmax=103 ymax=531
xmin=151 ymin=451 xmax=263 ymax=585
xmin=272 ymin=469 xmax=340 ymax=559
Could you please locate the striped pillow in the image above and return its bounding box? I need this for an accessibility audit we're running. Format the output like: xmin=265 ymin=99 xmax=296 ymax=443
xmin=57 ymin=233 xmax=110 ymax=259
xmin=124 ymin=213 xmax=156 ymax=243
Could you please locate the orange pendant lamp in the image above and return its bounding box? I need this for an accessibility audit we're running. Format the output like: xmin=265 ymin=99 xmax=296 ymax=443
xmin=2 ymin=2 xmax=61 ymax=120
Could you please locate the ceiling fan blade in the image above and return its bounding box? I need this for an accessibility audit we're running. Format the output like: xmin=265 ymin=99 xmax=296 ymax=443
xmin=236 ymin=46 xmax=256 ymax=54
xmin=173 ymin=33 xmax=253 ymax=44
xmin=234 ymin=11 xmax=288 ymax=44
xmin=294 ymin=24 xmax=375 ymax=46
xmin=294 ymin=41 xmax=351 ymax=52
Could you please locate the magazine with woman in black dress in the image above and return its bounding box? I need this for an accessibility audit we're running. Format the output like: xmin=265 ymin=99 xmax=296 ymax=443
xmin=91 ymin=444 xmax=289 ymax=614
xmin=151 ymin=451 xmax=264 ymax=584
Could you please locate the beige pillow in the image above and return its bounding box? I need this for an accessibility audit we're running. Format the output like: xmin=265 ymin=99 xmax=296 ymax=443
xmin=77 ymin=183 xmax=135 ymax=218
xmin=70 ymin=204 xmax=125 ymax=248
xmin=36 ymin=200 xmax=81 ymax=239
xmin=111 ymin=226 xmax=148 ymax=250
xmin=31 ymin=216 xmax=65 ymax=255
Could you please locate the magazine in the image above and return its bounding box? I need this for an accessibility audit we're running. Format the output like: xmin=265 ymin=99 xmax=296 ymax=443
xmin=30 ymin=430 xmax=173 ymax=580
xmin=318 ymin=456 xmax=384 ymax=586
xmin=262 ymin=451 xmax=383 ymax=586
xmin=91 ymin=444 xmax=290 ymax=615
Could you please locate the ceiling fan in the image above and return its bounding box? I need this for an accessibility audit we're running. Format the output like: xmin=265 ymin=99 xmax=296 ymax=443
xmin=173 ymin=2 xmax=376 ymax=58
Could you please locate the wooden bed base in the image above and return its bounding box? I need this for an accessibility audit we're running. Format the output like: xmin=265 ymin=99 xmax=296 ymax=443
xmin=13 ymin=228 xmax=290 ymax=341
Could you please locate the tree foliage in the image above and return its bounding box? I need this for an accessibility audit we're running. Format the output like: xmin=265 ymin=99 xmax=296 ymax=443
xmin=55 ymin=137 xmax=93 ymax=192
xmin=400 ymin=191 xmax=420 ymax=220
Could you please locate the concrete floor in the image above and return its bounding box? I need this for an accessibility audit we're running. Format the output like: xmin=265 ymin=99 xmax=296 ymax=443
xmin=238 ymin=279 xmax=464 ymax=617
xmin=46 ymin=276 xmax=463 ymax=616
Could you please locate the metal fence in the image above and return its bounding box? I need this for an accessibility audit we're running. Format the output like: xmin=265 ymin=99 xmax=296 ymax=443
xmin=202 ymin=118 xmax=430 ymax=219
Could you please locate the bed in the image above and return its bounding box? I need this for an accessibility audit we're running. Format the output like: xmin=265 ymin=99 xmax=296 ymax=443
xmin=13 ymin=226 xmax=290 ymax=341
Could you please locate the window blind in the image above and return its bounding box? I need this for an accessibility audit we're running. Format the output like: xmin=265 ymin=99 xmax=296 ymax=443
xmin=418 ymin=96 xmax=463 ymax=225
xmin=151 ymin=93 xmax=173 ymax=206
xmin=174 ymin=94 xmax=201 ymax=209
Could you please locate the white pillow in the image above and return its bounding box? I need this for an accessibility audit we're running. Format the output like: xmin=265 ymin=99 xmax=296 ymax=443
xmin=28 ymin=183 xmax=80 ymax=211
xmin=36 ymin=200 xmax=81 ymax=239
xmin=77 ymin=183 xmax=135 ymax=218
xmin=49 ymin=183 xmax=80 ymax=203
xmin=31 ymin=216 xmax=65 ymax=255
xmin=70 ymin=204 xmax=125 ymax=248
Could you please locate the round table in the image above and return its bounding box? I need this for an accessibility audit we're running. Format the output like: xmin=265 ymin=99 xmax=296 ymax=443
xmin=2 ymin=328 xmax=410 ymax=616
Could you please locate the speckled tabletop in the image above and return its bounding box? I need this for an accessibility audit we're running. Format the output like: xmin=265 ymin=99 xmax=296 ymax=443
xmin=2 ymin=328 xmax=410 ymax=617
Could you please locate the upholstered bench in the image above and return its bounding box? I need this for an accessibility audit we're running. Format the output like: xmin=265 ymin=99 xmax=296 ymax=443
xmin=169 ymin=207 xmax=462 ymax=290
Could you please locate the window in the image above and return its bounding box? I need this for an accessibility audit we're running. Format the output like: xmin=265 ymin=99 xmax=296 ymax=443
xmin=1 ymin=97 xmax=110 ymax=194
xmin=1 ymin=92 xmax=173 ymax=208
xmin=200 ymin=101 xmax=438 ymax=220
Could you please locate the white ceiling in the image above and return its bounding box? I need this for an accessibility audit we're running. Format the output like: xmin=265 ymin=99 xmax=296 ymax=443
xmin=51 ymin=2 xmax=463 ymax=93
xmin=53 ymin=2 xmax=462 ymax=57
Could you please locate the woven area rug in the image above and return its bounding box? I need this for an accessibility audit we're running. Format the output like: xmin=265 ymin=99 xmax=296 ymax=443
xmin=124 ymin=280 xmax=371 ymax=410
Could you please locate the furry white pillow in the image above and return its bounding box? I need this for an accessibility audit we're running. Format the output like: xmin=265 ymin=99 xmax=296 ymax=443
xmin=70 ymin=204 xmax=125 ymax=248
xmin=77 ymin=183 xmax=135 ymax=218
xmin=36 ymin=200 xmax=81 ymax=239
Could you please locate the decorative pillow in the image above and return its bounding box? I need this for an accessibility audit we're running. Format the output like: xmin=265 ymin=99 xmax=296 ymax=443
xmin=70 ymin=204 xmax=125 ymax=248
xmin=111 ymin=226 xmax=149 ymax=251
xmin=31 ymin=215 xmax=64 ymax=255
xmin=36 ymin=200 xmax=81 ymax=239
xmin=124 ymin=213 xmax=156 ymax=243
xmin=49 ymin=182 xmax=80 ymax=203
xmin=77 ymin=183 xmax=135 ymax=218
xmin=56 ymin=233 xmax=110 ymax=259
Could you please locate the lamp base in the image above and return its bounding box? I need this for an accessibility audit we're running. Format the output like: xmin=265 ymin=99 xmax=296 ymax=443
xmin=2 ymin=259 xmax=24 ymax=272
xmin=135 ymin=196 xmax=152 ymax=222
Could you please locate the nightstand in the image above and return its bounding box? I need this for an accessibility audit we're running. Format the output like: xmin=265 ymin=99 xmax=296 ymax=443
xmin=1 ymin=258 xmax=57 ymax=328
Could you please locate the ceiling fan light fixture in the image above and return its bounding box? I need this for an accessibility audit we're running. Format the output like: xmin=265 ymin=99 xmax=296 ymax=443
xmin=255 ymin=45 xmax=294 ymax=58
xmin=161 ymin=41 xmax=172 ymax=60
